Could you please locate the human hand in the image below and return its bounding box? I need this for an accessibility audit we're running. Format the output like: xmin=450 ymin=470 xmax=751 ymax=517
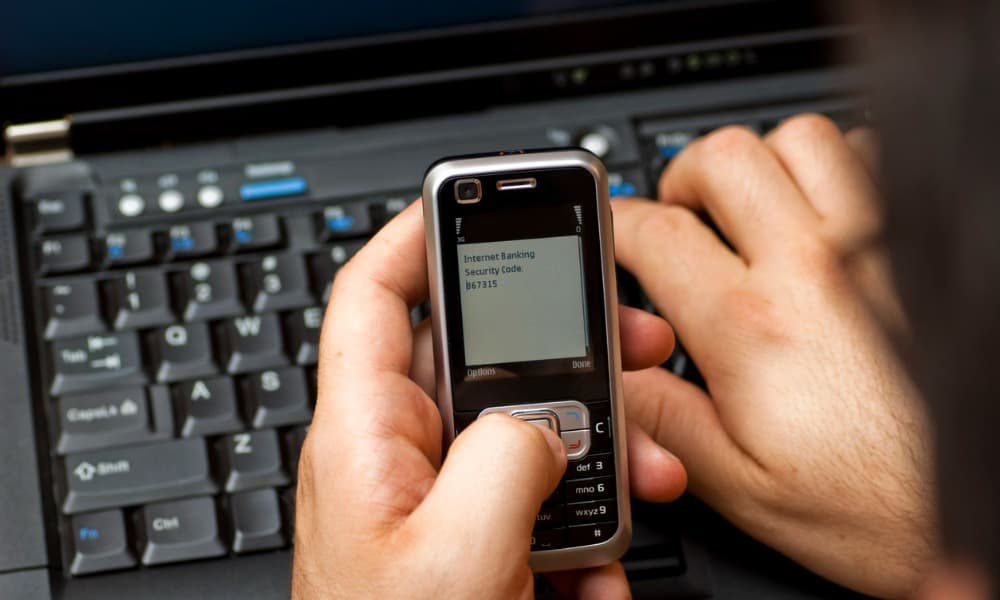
xmin=292 ymin=201 xmax=687 ymax=599
xmin=613 ymin=115 xmax=935 ymax=598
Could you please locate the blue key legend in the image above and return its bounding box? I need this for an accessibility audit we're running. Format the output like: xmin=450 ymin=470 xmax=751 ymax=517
xmin=326 ymin=215 xmax=356 ymax=233
xmin=240 ymin=177 xmax=307 ymax=201
xmin=323 ymin=206 xmax=357 ymax=233
xmin=609 ymin=182 xmax=637 ymax=197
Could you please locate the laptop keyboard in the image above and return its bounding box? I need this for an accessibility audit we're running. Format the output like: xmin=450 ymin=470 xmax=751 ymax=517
xmin=14 ymin=101 xmax=861 ymax=581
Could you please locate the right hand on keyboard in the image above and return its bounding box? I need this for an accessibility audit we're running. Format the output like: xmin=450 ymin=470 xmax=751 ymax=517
xmin=292 ymin=201 xmax=686 ymax=599
xmin=613 ymin=115 xmax=935 ymax=598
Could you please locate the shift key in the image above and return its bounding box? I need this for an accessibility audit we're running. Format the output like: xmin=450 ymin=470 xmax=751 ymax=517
xmin=63 ymin=438 xmax=217 ymax=514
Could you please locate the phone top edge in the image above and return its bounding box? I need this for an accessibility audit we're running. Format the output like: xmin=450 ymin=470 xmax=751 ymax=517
xmin=423 ymin=147 xmax=603 ymax=187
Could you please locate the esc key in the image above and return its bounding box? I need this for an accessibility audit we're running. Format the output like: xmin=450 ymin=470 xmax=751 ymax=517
xmin=33 ymin=191 xmax=87 ymax=233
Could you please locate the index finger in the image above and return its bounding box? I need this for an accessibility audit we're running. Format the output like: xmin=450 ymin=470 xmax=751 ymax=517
xmin=659 ymin=126 xmax=821 ymax=264
xmin=320 ymin=199 xmax=428 ymax=377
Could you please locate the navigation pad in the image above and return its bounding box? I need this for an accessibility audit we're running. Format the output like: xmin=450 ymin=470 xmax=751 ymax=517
xmin=479 ymin=400 xmax=591 ymax=460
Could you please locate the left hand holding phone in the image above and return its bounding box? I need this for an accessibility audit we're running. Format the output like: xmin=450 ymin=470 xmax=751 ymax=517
xmin=292 ymin=200 xmax=686 ymax=599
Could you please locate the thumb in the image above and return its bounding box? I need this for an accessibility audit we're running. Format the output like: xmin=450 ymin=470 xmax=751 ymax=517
xmin=624 ymin=367 xmax=748 ymax=505
xmin=408 ymin=413 xmax=566 ymax=556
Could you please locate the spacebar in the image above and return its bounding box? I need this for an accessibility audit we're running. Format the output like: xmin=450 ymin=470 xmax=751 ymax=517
xmin=62 ymin=439 xmax=217 ymax=514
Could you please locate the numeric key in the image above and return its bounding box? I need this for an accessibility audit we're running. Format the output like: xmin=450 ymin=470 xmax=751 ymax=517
xmin=308 ymin=241 xmax=364 ymax=302
xmin=174 ymin=261 xmax=243 ymax=321
xmin=43 ymin=281 xmax=105 ymax=339
xmin=566 ymin=499 xmax=617 ymax=526
xmin=242 ymin=254 xmax=313 ymax=313
xmin=566 ymin=476 xmax=615 ymax=502
xmin=106 ymin=270 xmax=174 ymax=330
xmin=568 ymin=453 xmax=612 ymax=479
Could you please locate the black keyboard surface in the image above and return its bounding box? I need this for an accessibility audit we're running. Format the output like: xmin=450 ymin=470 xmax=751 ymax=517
xmin=10 ymin=89 xmax=868 ymax=597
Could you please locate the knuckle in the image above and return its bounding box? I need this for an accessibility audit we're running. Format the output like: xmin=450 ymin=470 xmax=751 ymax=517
xmin=695 ymin=125 xmax=762 ymax=159
xmin=773 ymin=113 xmax=842 ymax=145
xmin=636 ymin=204 xmax=696 ymax=242
xmin=718 ymin=286 xmax=791 ymax=346
xmin=327 ymin=258 xmax=360 ymax=298
xmin=792 ymin=235 xmax=849 ymax=285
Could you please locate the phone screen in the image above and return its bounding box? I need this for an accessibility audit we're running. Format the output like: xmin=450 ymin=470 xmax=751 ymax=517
xmin=458 ymin=234 xmax=589 ymax=367
xmin=435 ymin=166 xmax=610 ymax=411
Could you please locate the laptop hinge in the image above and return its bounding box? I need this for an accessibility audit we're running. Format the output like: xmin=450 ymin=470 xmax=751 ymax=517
xmin=4 ymin=118 xmax=74 ymax=167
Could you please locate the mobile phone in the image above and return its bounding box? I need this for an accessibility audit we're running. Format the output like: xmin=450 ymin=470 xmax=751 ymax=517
xmin=423 ymin=149 xmax=630 ymax=572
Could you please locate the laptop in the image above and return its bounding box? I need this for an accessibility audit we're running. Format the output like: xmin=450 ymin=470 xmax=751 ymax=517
xmin=0 ymin=1 xmax=871 ymax=597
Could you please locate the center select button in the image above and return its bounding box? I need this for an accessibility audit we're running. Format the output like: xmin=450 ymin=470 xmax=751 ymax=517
xmin=512 ymin=410 xmax=560 ymax=434
xmin=239 ymin=177 xmax=308 ymax=202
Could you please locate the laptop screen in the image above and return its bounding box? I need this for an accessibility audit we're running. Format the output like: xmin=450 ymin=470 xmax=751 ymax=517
xmin=4 ymin=0 xmax=665 ymax=77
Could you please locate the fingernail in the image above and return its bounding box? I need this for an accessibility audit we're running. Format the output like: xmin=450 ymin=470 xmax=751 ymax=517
xmin=539 ymin=427 xmax=565 ymax=459
xmin=659 ymin=445 xmax=682 ymax=463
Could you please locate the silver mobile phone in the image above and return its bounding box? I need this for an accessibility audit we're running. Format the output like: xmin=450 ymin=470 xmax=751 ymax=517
xmin=422 ymin=149 xmax=630 ymax=572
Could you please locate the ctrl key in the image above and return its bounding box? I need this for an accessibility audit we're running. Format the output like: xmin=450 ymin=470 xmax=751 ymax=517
xmin=136 ymin=496 xmax=226 ymax=565
xmin=70 ymin=510 xmax=137 ymax=575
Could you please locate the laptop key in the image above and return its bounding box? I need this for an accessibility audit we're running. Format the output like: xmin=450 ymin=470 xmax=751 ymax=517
xmin=370 ymin=194 xmax=413 ymax=227
xmin=308 ymin=240 xmax=365 ymax=302
xmin=318 ymin=202 xmax=373 ymax=240
xmin=103 ymin=229 xmax=155 ymax=267
xmin=174 ymin=376 xmax=243 ymax=437
xmin=282 ymin=425 xmax=308 ymax=480
xmin=228 ymin=488 xmax=286 ymax=553
xmin=243 ymin=253 xmax=313 ymax=313
xmin=136 ymin=496 xmax=226 ymax=565
xmin=217 ymin=313 xmax=288 ymax=373
xmin=216 ymin=429 xmax=289 ymax=492
xmin=106 ymin=270 xmax=174 ymax=330
xmin=55 ymin=385 xmax=174 ymax=454
xmin=243 ymin=367 xmax=312 ymax=428
xmin=34 ymin=192 xmax=87 ymax=233
xmin=174 ymin=260 xmax=244 ymax=321
xmin=50 ymin=332 xmax=145 ymax=396
xmin=165 ymin=222 xmax=218 ymax=260
xmin=284 ymin=306 xmax=323 ymax=365
xmin=230 ymin=214 xmax=282 ymax=252
xmin=69 ymin=509 xmax=137 ymax=575
xmin=62 ymin=438 xmax=217 ymax=514
xmin=149 ymin=322 xmax=217 ymax=382
xmin=39 ymin=235 xmax=91 ymax=275
xmin=43 ymin=281 xmax=105 ymax=339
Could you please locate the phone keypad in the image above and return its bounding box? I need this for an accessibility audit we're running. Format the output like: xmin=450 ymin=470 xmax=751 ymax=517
xmin=457 ymin=399 xmax=620 ymax=552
